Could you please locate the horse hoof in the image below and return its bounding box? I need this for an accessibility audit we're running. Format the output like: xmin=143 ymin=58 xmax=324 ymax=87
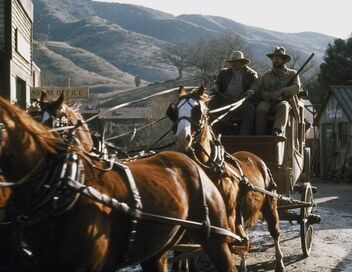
xmin=275 ymin=265 xmax=285 ymax=272
xmin=238 ymin=266 xmax=247 ymax=272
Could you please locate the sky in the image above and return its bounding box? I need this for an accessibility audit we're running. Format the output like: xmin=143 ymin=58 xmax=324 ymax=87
xmin=97 ymin=0 xmax=352 ymax=39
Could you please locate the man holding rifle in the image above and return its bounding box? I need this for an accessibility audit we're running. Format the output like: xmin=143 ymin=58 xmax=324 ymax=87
xmin=255 ymin=47 xmax=303 ymax=135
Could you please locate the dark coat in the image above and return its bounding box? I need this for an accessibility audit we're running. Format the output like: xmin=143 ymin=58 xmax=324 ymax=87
xmin=212 ymin=66 xmax=259 ymax=106
xmin=215 ymin=66 xmax=259 ymax=95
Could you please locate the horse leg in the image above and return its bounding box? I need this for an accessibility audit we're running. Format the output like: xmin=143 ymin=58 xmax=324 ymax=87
xmin=235 ymin=224 xmax=249 ymax=272
xmin=262 ymin=197 xmax=284 ymax=272
xmin=201 ymin=237 xmax=236 ymax=272
xmin=140 ymin=251 xmax=168 ymax=272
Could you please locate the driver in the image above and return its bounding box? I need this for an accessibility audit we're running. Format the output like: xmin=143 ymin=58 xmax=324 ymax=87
xmin=209 ymin=50 xmax=259 ymax=135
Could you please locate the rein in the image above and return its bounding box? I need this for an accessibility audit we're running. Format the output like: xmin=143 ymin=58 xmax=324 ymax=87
xmin=210 ymin=93 xmax=253 ymax=126
xmin=224 ymin=152 xmax=314 ymax=207
xmin=173 ymin=95 xmax=313 ymax=208
xmin=85 ymin=86 xmax=197 ymax=124
xmin=64 ymin=166 xmax=242 ymax=242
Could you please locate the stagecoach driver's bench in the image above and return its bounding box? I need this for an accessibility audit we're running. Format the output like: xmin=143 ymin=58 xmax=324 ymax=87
xmin=255 ymin=47 xmax=303 ymax=136
xmin=209 ymin=50 xmax=259 ymax=135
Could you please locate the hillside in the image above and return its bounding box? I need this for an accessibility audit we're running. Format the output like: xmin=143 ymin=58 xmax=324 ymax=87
xmin=32 ymin=0 xmax=335 ymax=92
xmin=34 ymin=40 xmax=138 ymax=92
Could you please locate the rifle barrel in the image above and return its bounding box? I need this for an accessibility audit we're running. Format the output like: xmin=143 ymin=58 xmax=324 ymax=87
xmin=296 ymin=53 xmax=315 ymax=75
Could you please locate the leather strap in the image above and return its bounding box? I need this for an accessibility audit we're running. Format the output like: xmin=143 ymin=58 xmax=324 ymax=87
xmin=64 ymin=177 xmax=242 ymax=242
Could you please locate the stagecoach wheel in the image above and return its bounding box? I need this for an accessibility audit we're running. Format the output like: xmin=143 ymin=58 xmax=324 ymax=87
xmin=303 ymin=147 xmax=311 ymax=182
xmin=300 ymin=182 xmax=314 ymax=257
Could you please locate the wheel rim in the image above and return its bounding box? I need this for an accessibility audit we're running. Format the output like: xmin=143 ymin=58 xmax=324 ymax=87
xmin=300 ymin=183 xmax=314 ymax=257
xmin=304 ymin=186 xmax=313 ymax=218
xmin=304 ymin=224 xmax=313 ymax=255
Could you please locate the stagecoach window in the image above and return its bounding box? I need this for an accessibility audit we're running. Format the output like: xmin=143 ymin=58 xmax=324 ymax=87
xmin=338 ymin=122 xmax=349 ymax=148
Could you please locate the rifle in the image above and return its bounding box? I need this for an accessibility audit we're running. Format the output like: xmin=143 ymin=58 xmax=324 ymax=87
xmin=284 ymin=53 xmax=315 ymax=120
xmin=286 ymin=53 xmax=315 ymax=88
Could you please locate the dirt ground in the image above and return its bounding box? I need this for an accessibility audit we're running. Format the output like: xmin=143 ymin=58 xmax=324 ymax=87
xmin=120 ymin=178 xmax=352 ymax=272
xmin=242 ymin=179 xmax=352 ymax=272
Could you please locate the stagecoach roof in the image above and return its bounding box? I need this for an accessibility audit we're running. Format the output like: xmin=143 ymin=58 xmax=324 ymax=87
xmin=314 ymin=85 xmax=352 ymax=125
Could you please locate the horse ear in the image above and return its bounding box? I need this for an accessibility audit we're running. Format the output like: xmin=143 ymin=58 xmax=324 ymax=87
xmin=197 ymin=83 xmax=205 ymax=97
xmin=57 ymin=93 xmax=65 ymax=107
xmin=39 ymin=91 xmax=48 ymax=109
xmin=178 ymin=85 xmax=187 ymax=97
xmin=40 ymin=91 xmax=48 ymax=103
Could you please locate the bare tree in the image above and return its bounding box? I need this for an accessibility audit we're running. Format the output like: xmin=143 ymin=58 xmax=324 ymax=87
xmin=288 ymin=50 xmax=317 ymax=78
xmin=187 ymin=31 xmax=249 ymax=87
xmin=154 ymin=43 xmax=191 ymax=79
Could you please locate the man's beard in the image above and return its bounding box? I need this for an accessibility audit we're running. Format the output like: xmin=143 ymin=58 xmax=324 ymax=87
xmin=273 ymin=62 xmax=284 ymax=69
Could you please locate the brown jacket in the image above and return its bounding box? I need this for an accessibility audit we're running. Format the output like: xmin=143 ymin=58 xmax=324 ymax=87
xmin=258 ymin=67 xmax=302 ymax=101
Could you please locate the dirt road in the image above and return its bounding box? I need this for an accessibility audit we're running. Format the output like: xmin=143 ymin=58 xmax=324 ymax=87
xmin=243 ymin=180 xmax=352 ymax=272
xmin=120 ymin=179 xmax=352 ymax=272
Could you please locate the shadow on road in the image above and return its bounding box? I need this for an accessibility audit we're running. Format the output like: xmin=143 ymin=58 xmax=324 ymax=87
xmin=332 ymin=250 xmax=352 ymax=272
xmin=246 ymin=254 xmax=305 ymax=271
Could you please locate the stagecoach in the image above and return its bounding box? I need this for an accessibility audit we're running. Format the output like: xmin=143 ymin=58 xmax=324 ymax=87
xmin=217 ymin=94 xmax=321 ymax=257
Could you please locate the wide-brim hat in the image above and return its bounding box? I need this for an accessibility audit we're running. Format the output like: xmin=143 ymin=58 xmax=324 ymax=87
xmin=266 ymin=46 xmax=291 ymax=63
xmin=227 ymin=50 xmax=250 ymax=65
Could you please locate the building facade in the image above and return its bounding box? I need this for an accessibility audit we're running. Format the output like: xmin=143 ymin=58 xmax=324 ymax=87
xmin=0 ymin=0 xmax=39 ymax=108
xmin=317 ymin=86 xmax=352 ymax=179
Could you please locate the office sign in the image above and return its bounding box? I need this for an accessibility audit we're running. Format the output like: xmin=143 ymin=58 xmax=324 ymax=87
xmin=31 ymin=87 xmax=89 ymax=100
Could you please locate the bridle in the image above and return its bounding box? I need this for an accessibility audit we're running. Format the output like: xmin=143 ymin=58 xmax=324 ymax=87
xmin=168 ymin=96 xmax=208 ymax=142
xmin=168 ymin=96 xmax=225 ymax=176
xmin=41 ymin=106 xmax=70 ymax=130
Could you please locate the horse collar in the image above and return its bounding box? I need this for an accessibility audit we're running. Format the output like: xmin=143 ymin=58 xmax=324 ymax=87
xmin=0 ymin=150 xmax=85 ymax=227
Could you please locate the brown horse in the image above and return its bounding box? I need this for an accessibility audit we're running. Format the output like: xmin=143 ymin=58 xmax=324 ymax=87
xmin=0 ymin=97 xmax=237 ymax=272
xmin=169 ymin=85 xmax=284 ymax=271
xmin=38 ymin=92 xmax=94 ymax=152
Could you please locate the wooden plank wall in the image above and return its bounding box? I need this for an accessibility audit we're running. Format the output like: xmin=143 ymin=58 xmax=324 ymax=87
xmin=0 ymin=0 xmax=5 ymax=52
xmin=11 ymin=0 xmax=32 ymax=75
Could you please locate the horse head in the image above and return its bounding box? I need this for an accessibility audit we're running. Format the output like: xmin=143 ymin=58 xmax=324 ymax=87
xmin=39 ymin=92 xmax=93 ymax=152
xmin=168 ymin=84 xmax=210 ymax=153
xmin=0 ymin=97 xmax=61 ymax=186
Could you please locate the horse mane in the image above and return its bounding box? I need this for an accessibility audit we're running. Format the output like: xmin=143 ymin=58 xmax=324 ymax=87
xmin=64 ymin=101 xmax=83 ymax=121
xmin=62 ymin=102 xmax=93 ymax=151
xmin=0 ymin=97 xmax=65 ymax=154
xmin=190 ymin=88 xmax=211 ymax=104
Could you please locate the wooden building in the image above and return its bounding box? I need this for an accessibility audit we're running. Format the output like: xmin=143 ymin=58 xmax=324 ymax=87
xmin=0 ymin=0 xmax=40 ymax=108
xmin=316 ymin=85 xmax=352 ymax=179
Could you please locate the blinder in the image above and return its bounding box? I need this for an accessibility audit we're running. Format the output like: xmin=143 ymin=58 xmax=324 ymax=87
xmin=166 ymin=103 xmax=178 ymax=122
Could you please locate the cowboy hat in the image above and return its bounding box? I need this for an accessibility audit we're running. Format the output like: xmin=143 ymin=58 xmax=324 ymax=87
xmin=266 ymin=47 xmax=291 ymax=63
xmin=227 ymin=50 xmax=250 ymax=65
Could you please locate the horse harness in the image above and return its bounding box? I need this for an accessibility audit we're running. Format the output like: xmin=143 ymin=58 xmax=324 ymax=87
xmin=167 ymin=97 xmax=283 ymax=226
xmin=0 ymin=149 xmax=242 ymax=265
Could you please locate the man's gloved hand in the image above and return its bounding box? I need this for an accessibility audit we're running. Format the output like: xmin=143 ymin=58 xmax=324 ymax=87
xmin=240 ymin=89 xmax=255 ymax=98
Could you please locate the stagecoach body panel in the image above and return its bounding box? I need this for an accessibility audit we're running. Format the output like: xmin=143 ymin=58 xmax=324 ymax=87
xmin=221 ymin=134 xmax=305 ymax=198
xmin=222 ymin=99 xmax=307 ymax=197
